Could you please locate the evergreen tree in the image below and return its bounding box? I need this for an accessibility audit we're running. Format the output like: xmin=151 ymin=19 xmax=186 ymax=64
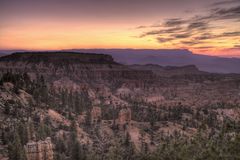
xmin=8 ymin=133 xmax=27 ymax=160
xmin=17 ymin=122 xmax=29 ymax=145
xmin=70 ymin=141 xmax=86 ymax=160
xmin=36 ymin=122 xmax=51 ymax=140
xmin=85 ymin=110 xmax=91 ymax=126
xmin=74 ymin=93 xmax=82 ymax=114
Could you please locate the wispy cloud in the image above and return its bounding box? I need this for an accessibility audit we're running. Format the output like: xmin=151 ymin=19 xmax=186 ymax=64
xmin=232 ymin=44 xmax=240 ymax=49
xmin=136 ymin=1 xmax=240 ymax=52
xmin=140 ymin=26 xmax=183 ymax=37
xmin=173 ymin=33 xmax=192 ymax=39
xmin=163 ymin=18 xmax=187 ymax=27
xmin=221 ymin=31 xmax=240 ymax=37
xmin=135 ymin=25 xmax=148 ymax=29
xmin=157 ymin=37 xmax=175 ymax=43
xmin=207 ymin=5 xmax=240 ymax=21
xmin=187 ymin=21 xmax=209 ymax=30
xmin=210 ymin=0 xmax=240 ymax=7
xmin=181 ymin=40 xmax=205 ymax=46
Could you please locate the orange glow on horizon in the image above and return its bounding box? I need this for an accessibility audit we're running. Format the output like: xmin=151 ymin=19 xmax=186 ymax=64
xmin=0 ymin=20 xmax=239 ymax=57
xmin=1 ymin=0 xmax=240 ymax=58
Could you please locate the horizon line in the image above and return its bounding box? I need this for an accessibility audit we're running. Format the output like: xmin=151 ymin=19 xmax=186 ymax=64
xmin=0 ymin=48 xmax=239 ymax=58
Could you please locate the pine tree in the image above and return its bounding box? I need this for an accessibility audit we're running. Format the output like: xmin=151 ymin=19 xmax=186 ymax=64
xmin=17 ymin=122 xmax=29 ymax=145
xmin=70 ymin=141 xmax=86 ymax=160
xmin=36 ymin=122 xmax=51 ymax=140
xmin=74 ymin=93 xmax=82 ymax=114
xmin=85 ymin=110 xmax=91 ymax=126
xmin=8 ymin=133 xmax=27 ymax=160
xmin=55 ymin=138 xmax=66 ymax=155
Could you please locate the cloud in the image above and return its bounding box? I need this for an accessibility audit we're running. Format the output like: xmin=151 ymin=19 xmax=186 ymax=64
xmin=136 ymin=1 xmax=240 ymax=49
xmin=157 ymin=37 xmax=175 ymax=43
xmin=163 ymin=18 xmax=187 ymax=27
xmin=135 ymin=23 xmax=162 ymax=30
xmin=187 ymin=21 xmax=209 ymax=30
xmin=210 ymin=0 xmax=240 ymax=7
xmin=135 ymin=25 xmax=148 ymax=29
xmin=173 ymin=33 xmax=192 ymax=39
xmin=194 ymin=33 xmax=216 ymax=40
xmin=140 ymin=26 xmax=183 ymax=37
xmin=221 ymin=31 xmax=240 ymax=37
xmin=201 ymin=5 xmax=240 ymax=21
xmin=232 ymin=44 xmax=240 ymax=49
xmin=181 ymin=41 xmax=201 ymax=46
xmin=194 ymin=32 xmax=240 ymax=41
xmin=215 ymin=6 xmax=240 ymax=20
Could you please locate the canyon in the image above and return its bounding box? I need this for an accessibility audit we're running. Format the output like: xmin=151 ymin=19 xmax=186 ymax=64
xmin=0 ymin=52 xmax=240 ymax=160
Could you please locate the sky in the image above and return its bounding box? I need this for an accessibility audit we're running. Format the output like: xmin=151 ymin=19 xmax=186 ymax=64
xmin=0 ymin=0 xmax=240 ymax=57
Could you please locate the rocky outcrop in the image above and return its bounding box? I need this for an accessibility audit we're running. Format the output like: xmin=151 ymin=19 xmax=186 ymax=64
xmin=91 ymin=107 xmax=102 ymax=124
xmin=117 ymin=108 xmax=131 ymax=126
xmin=0 ymin=52 xmax=157 ymax=86
xmin=0 ymin=52 xmax=116 ymax=65
xmin=24 ymin=137 xmax=53 ymax=160
xmin=47 ymin=109 xmax=71 ymax=127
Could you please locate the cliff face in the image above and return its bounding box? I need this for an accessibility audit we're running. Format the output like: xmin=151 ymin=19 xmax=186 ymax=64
xmin=24 ymin=137 xmax=54 ymax=160
xmin=129 ymin=64 xmax=204 ymax=77
xmin=0 ymin=52 xmax=116 ymax=64
xmin=0 ymin=52 xmax=239 ymax=107
xmin=0 ymin=52 xmax=156 ymax=85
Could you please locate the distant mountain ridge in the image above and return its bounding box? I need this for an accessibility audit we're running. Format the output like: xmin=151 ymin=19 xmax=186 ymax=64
xmin=63 ymin=49 xmax=240 ymax=73
xmin=0 ymin=49 xmax=240 ymax=73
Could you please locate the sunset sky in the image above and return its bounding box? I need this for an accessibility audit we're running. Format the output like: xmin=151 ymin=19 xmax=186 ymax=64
xmin=0 ymin=0 xmax=240 ymax=57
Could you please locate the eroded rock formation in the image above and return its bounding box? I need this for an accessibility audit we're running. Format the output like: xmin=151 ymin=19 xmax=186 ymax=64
xmin=118 ymin=108 xmax=131 ymax=126
xmin=24 ymin=137 xmax=53 ymax=160
xmin=91 ymin=106 xmax=102 ymax=124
